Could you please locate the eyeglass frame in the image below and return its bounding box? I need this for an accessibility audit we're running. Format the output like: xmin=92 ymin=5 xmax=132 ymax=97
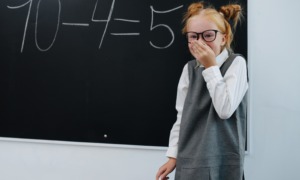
xmin=185 ymin=29 xmax=222 ymax=42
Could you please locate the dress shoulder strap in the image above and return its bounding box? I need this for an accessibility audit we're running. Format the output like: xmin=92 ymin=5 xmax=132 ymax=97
xmin=220 ymin=53 xmax=239 ymax=76
xmin=220 ymin=53 xmax=248 ymax=81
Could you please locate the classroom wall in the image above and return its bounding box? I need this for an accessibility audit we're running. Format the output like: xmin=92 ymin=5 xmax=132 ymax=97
xmin=244 ymin=0 xmax=300 ymax=179
xmin=1 ymin=0 xmax=300 ymax=179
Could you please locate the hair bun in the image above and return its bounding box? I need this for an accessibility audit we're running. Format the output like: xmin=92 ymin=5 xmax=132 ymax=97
xmin=182 ymin=2 xmax=205 ymax=23
xmin=187 ymin=2 xmax=205 ymax=14
xmin=219 ymin=4 xmax=243 ymax=29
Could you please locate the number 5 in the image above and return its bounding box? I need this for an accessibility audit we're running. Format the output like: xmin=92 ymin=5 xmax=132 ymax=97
xmin=149 ymin=5 xmax=183 ymax=49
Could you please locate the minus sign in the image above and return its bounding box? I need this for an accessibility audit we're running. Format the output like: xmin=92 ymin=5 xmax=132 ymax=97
xmin=62 ymin=23 xmax=90 ymax=27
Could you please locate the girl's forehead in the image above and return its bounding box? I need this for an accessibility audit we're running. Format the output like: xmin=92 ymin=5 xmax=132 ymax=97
xmin=187 ymin=15 xmax=218 ymax=31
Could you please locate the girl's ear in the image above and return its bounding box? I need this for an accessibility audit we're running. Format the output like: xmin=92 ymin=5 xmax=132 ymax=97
xmin=221 ymin=34 xmax=227 ymax=46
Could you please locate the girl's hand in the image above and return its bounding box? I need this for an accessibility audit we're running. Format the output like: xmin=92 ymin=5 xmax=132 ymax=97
xmin=156 ymin=158 xmax=176 ymax=180
xmin=189 ymin=40 xmax=217 ymax=68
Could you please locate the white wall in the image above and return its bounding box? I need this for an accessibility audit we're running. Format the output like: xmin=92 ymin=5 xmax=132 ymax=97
xmin=1 ymin=0 xmax=300 ymax=179
xmin=245 ymin=0 xmax=300 ymax=179
xmin=0 ymin=139 xmax=169 ymax=180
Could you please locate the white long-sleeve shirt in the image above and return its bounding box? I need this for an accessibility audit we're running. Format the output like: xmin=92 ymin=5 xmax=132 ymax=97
xmin=166 ymin=49 xmax=248 ymax=158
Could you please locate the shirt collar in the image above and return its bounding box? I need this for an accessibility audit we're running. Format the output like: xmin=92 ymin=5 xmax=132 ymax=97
xmin=195 ymin=49 xmax=229 ymax=69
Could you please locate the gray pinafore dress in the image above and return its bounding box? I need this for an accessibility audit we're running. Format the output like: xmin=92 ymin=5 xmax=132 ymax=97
xmin=175 ymin=54 xmax=247 ymax=180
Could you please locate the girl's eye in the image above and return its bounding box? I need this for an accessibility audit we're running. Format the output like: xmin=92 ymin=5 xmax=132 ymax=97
xmin=190 ymin=35 xmax=197 ymax=39
xmin=186 ymin=33 xmax=198 ymax=41
xmin=204 ymin=33 xmax=213 ymax=38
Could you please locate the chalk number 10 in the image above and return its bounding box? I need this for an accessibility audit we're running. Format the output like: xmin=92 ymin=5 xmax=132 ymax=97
xmin=8 ymin=0 xmax=61 ymax=53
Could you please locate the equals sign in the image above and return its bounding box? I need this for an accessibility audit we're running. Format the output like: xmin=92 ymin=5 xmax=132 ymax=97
xmin=110 ymin=18 xmax=140 ymax=36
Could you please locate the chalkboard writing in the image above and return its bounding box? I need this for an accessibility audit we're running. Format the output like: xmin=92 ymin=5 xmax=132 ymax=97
xmin=0 ymin=0 xmax=247 ymax=147
xmin=7 ymin=0 xmax=184 ymax=52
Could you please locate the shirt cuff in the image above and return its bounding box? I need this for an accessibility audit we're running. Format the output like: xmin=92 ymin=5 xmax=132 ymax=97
xmin=166 ymin=146 xmax=178 ymax=159
xmin=202 ymin=65 xmax=223 ymax=83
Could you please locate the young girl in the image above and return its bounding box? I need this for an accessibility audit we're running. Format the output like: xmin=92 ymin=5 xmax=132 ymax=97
xmin=156 ymin=2 xmax=248 ymax=180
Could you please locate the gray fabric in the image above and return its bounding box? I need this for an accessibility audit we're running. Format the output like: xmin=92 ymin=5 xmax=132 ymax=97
xmin=175 ymin=54 xmax=247 ymax=180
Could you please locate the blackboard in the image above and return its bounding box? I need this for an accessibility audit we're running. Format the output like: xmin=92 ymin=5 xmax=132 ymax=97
xmin=0 ymin=0 xmax=247 ymax=147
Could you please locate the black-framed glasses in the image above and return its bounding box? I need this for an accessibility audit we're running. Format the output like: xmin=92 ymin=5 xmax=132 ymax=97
xmin=185 ymin=30 xmax=220 ymax=42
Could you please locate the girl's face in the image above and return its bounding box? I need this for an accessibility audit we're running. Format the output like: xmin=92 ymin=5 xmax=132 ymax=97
xmin=186 ymin=14 xmax=226 ymax=56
